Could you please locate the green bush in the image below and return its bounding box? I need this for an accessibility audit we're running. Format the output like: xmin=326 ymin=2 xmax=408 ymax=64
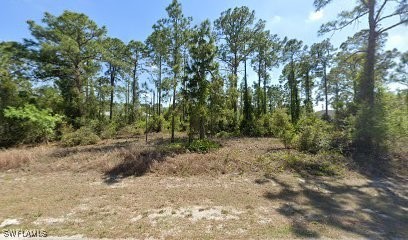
xmin=3 ymin=104 xmax=62 ymax=144
xmin=117 ymin=124 xmax=144 ymax=137
xmin=255 ymin=113 xmax=274 ymax=137
xmin=215 ymin=131 xmax=232 ymax=139
xmin=149 ymin=115 xmax=168 ymax=132
xmin=187 ymin=139 xmax=220 ymax=153
xmin=295 ymin=115 xmax=332 ymax=153
xmin=270 ymin=109 xmax=296 ymax=147
xmin=100 ymin=122 xmax=117 ymax=139
xmin=61 ymin=127 xmax=100 ymax=147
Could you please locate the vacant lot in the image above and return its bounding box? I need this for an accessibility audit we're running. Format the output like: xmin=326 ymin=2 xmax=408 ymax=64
xmin=0 ymin=135 xmax=407 ymax=239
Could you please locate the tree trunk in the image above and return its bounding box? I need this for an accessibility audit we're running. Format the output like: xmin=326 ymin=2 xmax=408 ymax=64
xmin=257 ymin=59 xmax=261 ymax=116
xmin=158 ymin=56 xmax=162 ymax=116
xmin=132 ymin=58 xmax=138 ymax=122
xmin=263 ymin=64 xmax=267 ymax=114
xmin=109 ymin=65 xmax=115 ymax=121
xmin=355 ymin=0 xmax=378 ymax=152
xmin=233 ymin=53 xmax=239 ymax=129
xmin=199 ymin=116 xmax=205 ymax=140
xmin=324 ymin=63 xmax=328 ymax=119
xmin=171 ymin=73 xmax=176 ymax=143
xmin=305 ymin=69 xmax=312 ymax=113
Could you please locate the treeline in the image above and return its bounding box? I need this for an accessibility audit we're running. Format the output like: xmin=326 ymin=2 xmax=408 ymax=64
xmin=0 ymin=0 xmax=407 ymax=155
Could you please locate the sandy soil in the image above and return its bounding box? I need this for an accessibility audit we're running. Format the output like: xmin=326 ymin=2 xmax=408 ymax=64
xmin=0 ymin=137 xmax=407 ymax=239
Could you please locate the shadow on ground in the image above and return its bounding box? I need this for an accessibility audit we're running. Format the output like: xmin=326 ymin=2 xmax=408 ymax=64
xmin=49 ymin=138 xmax=140 ymax=158
xmin=103 ymin=148 xmax=173 ymax=182
xmin=263 ymin=175 xmax=408 ymax=239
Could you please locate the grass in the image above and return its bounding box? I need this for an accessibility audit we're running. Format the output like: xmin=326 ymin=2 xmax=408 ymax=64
xmin=257 ymin=150 xmax=348 ymax=177
xmin=0 ymin=133 xmax=406 ymax=239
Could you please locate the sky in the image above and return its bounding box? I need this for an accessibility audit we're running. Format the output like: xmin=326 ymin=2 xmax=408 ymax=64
xmin=1 ymin=0 xmax=407 ymax=108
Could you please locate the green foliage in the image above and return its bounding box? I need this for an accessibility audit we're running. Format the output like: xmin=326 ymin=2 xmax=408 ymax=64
xmin=270 ymin=109 xmax=296 ymax=147
xmin=117 ymin=124 xmax=144 ymax=138
xmin=61 ymin=127 xmax=100 ymax=147
xmin=215 ymin=131 xmax=233 ymax=139
xmin=27 ymin=11 xmax=107 ymax=125
xmin=254 ymin=113 xmax=275 ymax=137
xmin=187 ymin=139 xmax=220 ymax=153
xmin=186 ymin=20 xmax=217 ymax=139
xmin=100 ymin=122 xmax=118 ymax=139
xmin=384 ymin=91 xmax=408 ymax=142
xmin=148 ymin=115 xmax=168 ymax=133
xmin=4 ymin=104 xmax=62 ymax=144
xmin=295 ymin=115 xmax=332 ymax=153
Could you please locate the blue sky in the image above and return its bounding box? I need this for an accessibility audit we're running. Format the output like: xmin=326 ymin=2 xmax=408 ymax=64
xmin=1 ymin=0 xmax=407 ymax=108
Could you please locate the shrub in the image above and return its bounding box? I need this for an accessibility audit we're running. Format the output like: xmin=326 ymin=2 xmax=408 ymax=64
xmin=149 ymin=115 xmax=167 ymax=132
xmin=3 ymin=104 xmax=62 ymax=144
xmin=61 ymin=127 xmax=100 ymax=147
xmin=254 ymin=113 xmax=278 ymax=137
xmin=100 ymin=122 xmax=117 ymax=139
xmin=270 ymin=109 xmax=296 ymax=148
xmin=215 ymin=131 xmax=232 ymax=139
xmin=295 ymin=115 xmax=332 ymax=153
xmin=187 ymin=139 xmax=220 ymax=153
xmin=117 ymin=124 xmax=144 ymax=137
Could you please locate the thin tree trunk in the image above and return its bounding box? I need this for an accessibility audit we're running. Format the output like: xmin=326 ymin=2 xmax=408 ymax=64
xmin=263 ymin=63 xmax=267 ymax=114
xmin=158 ymin=56 xmax=162 ymax=116
xmin=257 ymin=59 xmax=261 ymax=116
xmin=324 ymin=63 xmax=328 ymax=119
xmin=109 ymin=65 xmax=115 ymax=121
xmin=171 ymin=73 xmax=176 ymax=143
xmin=132 ymin=58 xmax=138 ymax=122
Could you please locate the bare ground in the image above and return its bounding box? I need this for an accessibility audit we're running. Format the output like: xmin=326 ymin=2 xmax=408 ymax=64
xmin=0 ymin=135 xmax=407 ymax=239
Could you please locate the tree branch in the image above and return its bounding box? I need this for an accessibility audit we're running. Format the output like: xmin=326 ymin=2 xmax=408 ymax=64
xmin=378 ymin=10 xmax=408 ymax=22
xmin=375 ymin=0 xmax=389 ymax=22
xmin=378 ymin=19 xmax=408 ymax=33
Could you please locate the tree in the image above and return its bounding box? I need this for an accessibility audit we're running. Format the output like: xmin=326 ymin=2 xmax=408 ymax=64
xmin=281 ymin=39 xmax=304 ymax=123
xmin=214 ymin=6 xmax=263 ymax=129
xmin=102 ymin=37 xmax=128 ymax=121
xmin=390 ymin=51 xmax=408 ymax=87
xmin=314 ymin=0 xmax=408 ymax=151
xmin=0 ymin=41 xmax=33 ymax=146
xmin=0 ymin=41 xmax=32 ymax=114
xmin=128 ymin=40 xmax=147 ymax=122
xmin=146 ymin=22 xmax=170 ymax=117
xmin=251 ymin=31 xmax=281 ymax=116
xmin=311 ymin=39 xmax=335 ymax=119
xmin=298 ymin=50 xmax=315 ymax=114
xmin=27 ymin=11 xmax=106 ymax=127
xmin=186 ymin=20 xmax=218 ymax=140
xmin=163 ymin=0 xmax=191 ymax=142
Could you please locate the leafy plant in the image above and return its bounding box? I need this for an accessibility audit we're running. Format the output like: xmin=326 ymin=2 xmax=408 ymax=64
xmin=187 ymin=139 xmax=220 ymax=153
xmin=4 ymin=104 xmax=62 ymax=144
xmin=61 ymin=127 xmax=100 ymax=147
xmin=295 ymin=115 xmax=332 ymax=153
xmin=270 ymin=109 xmax=296 ymax=148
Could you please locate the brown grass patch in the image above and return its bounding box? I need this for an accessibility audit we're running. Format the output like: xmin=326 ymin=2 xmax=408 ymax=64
xmin=0 ymin=146 xmax=48 ymax=170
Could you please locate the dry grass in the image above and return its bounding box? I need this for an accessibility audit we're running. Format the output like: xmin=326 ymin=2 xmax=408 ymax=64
xmin=0 ymin=134 xmax=407 ymax=239
xmin=0 ymin=146 xmax=49 ymax=171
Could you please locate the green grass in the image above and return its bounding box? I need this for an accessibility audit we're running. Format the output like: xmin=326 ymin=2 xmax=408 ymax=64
xmin=187 ymin=139 xmax=221 ymax=153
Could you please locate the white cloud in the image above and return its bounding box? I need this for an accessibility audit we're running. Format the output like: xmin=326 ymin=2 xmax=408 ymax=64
xmin=386 ymin=33 xmax=408 ymax=51
xmin=308 ymin=10 xmax=324 ymax=21
xmin=271 ymin=16 xmax=282 ymax=24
